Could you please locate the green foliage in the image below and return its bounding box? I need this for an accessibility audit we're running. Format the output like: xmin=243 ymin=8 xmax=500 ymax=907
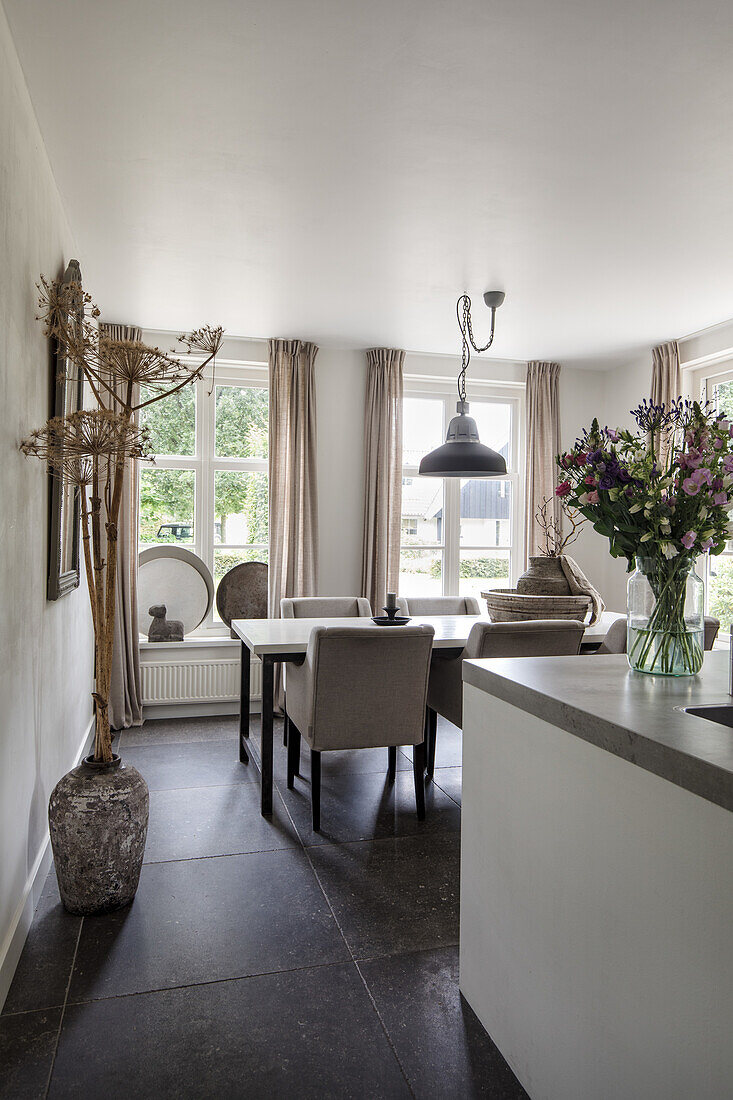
xmin=215 ymin=386 xmax=268 ymax=458
xmin=708 ymin=558 xmax=733 ymax=625
xmin=214 ymin=549 xmax=269 ymax=582
xmin=428 ymin=557 xmax=509 ymax=580
xmin=214 ymin=471 xmax=268 ymax=545
xmin=139 ymin=469 xmax=195 ymax=543
xmin=140 ymin=387 xmax=195 ymax=455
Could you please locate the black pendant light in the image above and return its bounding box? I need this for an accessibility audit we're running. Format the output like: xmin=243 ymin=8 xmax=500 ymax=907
xmin=419 ymin=291 xmax=508 ymax=478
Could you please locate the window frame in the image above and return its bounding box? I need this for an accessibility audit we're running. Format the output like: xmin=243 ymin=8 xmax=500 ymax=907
xmin=400 ymin=377 xmax=525 ymax=598
xmin=139 ymin=358 xmax=269 ymax=637
xmin=689 ymin=361 xmax=733 ymax=638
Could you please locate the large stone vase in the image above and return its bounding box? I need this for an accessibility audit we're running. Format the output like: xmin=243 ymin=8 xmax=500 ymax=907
xmin=48 ymin=754 xmax=149 ymax=915
xmin=516 ymin=555 xmax=572 ymax=596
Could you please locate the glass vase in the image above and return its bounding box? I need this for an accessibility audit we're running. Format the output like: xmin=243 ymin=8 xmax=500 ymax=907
xmin=627 ymin=556 xmax=704 ymax=676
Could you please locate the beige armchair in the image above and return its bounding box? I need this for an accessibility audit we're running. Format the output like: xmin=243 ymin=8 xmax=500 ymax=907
xmin=597 ymin=615 xmax=720 ymax=654
xmin=401 ymin=595 xmax=481 ymax=616
xmin=425 ymin=618 xmax=585 ymax=776
xmin=280 ymin=596 xmax=372 ymax=618
xmin=284 ymin=624 xmax=435 ymax=830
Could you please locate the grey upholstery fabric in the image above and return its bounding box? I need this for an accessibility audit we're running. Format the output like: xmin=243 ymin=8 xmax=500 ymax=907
xmin=705 ymin=617 xmax=721 ymax=649
xmin=598 ymin=615 xmax=720 ymax=655
xmin=280 ymin=596 xmax=372 ymax=618
xmin=402 ymin=596 xmax=481 ymax=616
xmin=285 ymin=625 xmax=434 ymax=751
xmin=428 ymin=619 xmax=585 ymax=728
xmin=596 ymin=617 xmax=627 ymax=654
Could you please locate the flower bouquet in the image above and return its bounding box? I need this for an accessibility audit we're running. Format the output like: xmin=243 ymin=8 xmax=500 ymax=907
xmin=556 ymin=400 xmax=733 ymax=675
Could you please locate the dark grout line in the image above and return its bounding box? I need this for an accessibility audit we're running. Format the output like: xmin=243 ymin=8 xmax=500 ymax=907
xmin=43 ymin=910 xmax=83 ymax=1099
xmin=142 ymin=842 xmax=299 ymax=865
xmin=283 ymin=792 xmax=417 ymax=1099
xmin=61 ymin=958 xmax=357 ymax=1011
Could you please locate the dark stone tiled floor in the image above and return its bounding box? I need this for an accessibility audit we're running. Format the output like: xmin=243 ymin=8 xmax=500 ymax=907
xmin=1 ymin=713 xmax=527 ymax=1099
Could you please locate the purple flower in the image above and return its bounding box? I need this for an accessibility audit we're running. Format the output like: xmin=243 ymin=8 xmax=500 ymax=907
xmin=681 ymin=531 xmax=697 ymax=550
xmin=685 ymin=448 xmax=703 ymax=469
xmin=701 ymin=538 xmax=715 ymax=552
xmin=606 ymin=427 xmax=620 ymax=442
xmin=692 ymin=467 xmax=712 ymax=486
xmin=724 ymin=455 xmax=733 ymax=473
xmin=713 ymin=492 xmax=728 ymax=506
xmin=682 ymin=477 xmax=701 ymax=496
xmin=599 ymin=474 xmax=615 ymax=490
xmin=714 ymin=437 xmax=724 ymax=449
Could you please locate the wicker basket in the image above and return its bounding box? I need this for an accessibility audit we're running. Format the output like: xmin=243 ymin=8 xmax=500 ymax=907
xmin=481 ymin=588 xmax=592 ymax=623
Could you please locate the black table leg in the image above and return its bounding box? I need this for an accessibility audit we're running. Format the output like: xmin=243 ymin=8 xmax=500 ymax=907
xmin=239 ymin=643 xmax=250 ymax=764
xmin=260 ymin=656 xmax=274 ymax=815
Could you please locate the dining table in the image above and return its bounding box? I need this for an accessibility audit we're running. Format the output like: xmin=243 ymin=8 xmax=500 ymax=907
xmin=231 ymin=610 xmax=623 ymax=816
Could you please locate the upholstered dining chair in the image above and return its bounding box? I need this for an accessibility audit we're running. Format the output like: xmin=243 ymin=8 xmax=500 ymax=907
xmin=400 ymin=595 xmax=481 ymax=616
xmin=424 ymin=618 xmax=585 ymax=777
xmin=280 ymin=596 xmax=372 ymax=618
xmin=597 ymin=615 xmax=721 ymax=654
xmin=284 ymin=624 xmax=435 ymax=830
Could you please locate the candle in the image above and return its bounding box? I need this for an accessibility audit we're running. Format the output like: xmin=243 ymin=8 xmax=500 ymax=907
xmin=386 ymin=592 xmax=397 ymax=610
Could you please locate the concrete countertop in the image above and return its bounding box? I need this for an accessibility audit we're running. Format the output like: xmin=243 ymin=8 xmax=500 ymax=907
xmin=463 ymin=650 xmax=733 ymax=813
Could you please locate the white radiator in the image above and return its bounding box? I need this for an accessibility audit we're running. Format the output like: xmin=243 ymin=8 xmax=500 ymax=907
xmin=142 ymin=656 xmax=262 ymax=705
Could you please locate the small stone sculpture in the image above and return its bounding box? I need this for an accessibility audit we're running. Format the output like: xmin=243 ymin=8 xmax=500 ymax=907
xmin=148 ymin=604 xmax=184 ymax=642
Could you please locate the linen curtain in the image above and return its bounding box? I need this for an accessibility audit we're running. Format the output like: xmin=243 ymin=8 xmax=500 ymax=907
xmin=524 ymin=361 xmax=562 ymax=560
xmin=651 ymin=340 xmax=681 ymax=465
xmin=268 ymin=339 xmax=319 ymax=618
xmin=650 ymin=340 xmax=681 ymax=410
xmin=361 ymin=348 xmax=404 ymax=612
xmin=99 ymin=322 xmax=143 ymax=730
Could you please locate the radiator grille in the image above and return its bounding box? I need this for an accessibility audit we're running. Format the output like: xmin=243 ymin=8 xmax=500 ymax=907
xmin=142 ymin=657 xmax=261 ymax=705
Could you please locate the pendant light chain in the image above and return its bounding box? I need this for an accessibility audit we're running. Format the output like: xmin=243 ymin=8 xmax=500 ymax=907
xmin=456 ymin=294 xmax=497 ymax=403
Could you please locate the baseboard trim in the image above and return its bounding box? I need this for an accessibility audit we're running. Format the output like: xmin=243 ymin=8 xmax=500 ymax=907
xmin=142 ymin=699 xmax=261 ymax=720
xmin=0 ymin=715 xmax=95 ymax=1012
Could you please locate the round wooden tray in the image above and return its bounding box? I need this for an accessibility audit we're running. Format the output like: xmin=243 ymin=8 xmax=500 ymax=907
xmin=481 ymin=588 xmax=592 ymax=623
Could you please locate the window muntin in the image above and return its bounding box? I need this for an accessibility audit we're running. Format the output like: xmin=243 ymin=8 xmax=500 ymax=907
xmin=399 ymin=388 xmax=522 ymax=599
xmin=138 ymin=365 xmax=268 ymax=633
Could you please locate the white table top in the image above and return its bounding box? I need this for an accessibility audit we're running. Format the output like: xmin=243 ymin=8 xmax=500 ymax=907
xmin=231 ymin=610 xmax=623 ymax=655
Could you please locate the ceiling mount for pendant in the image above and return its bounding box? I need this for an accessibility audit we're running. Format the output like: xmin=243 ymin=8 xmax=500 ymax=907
xmin=418 ymin=290 xmax=508 ymax=478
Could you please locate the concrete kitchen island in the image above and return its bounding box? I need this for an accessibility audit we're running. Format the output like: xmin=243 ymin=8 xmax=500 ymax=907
xmin=459 ymin=651 xmax=733 ymax=1100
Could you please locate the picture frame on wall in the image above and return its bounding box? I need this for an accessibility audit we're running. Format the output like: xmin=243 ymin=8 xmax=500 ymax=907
xmin=47 ymin=258 xmax=84 ymax=600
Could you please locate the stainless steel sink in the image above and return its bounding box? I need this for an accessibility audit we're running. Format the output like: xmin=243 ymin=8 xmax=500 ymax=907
xmin=681 ymin=705 xmax=733 ymax=729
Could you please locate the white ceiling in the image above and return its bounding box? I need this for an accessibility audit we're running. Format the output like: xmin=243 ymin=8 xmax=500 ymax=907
xmin=5 ymin=0 xmax=733 ymax=367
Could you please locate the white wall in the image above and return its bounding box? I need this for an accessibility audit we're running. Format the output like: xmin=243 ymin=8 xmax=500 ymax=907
xmin=315 ymin=347 xmax=366 ymax=595
xmin=559 ymin=357 xmax=650 ymax=610
xmin=0 ymin=3 xmax=94 ymax=1006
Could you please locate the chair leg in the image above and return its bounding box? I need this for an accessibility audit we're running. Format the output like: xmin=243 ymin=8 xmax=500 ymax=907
xmin=413 ymin=740 xmax=426 ymax=820
xmin=283 ymin=696 xmax=289 ymax=746
xmin=387 ymin=745 xmax=397 ymax=784
xmin=287 ymin=722 xmax=301 ymax=789
xmin=426 ymin=707 xmax=438 ymax=779
xmin=311 ymin=749 xmax=321 ymax=832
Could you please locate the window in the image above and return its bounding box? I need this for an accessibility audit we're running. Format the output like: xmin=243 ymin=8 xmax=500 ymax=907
xmin=698 ymin=368 xmax=733 ymax=631
xmin=139 ymin=363 xmax=268 ymax=632
xmin=399 ymin=385 xmax=523 ymax=600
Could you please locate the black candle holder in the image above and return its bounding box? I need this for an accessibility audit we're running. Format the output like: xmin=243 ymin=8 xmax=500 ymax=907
xmin=383 ymin=605 xmax=399 ymax=621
